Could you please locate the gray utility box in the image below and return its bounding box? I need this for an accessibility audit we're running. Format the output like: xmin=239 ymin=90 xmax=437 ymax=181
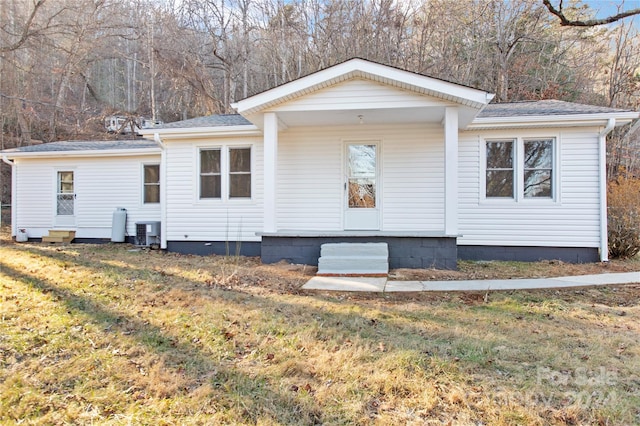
xmin=135 ymin=221 xmax=161 ymax=247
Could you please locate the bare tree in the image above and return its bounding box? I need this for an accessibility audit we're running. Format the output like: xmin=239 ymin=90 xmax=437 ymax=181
xmin=543 ymin=0 xmax=640 ymax=26
xmin=0 ymin=0 xmax=50 ymax=53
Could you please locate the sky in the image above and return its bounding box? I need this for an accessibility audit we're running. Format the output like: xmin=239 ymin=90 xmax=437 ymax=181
xmin=584 ymin=0 xmax=640 ymax=21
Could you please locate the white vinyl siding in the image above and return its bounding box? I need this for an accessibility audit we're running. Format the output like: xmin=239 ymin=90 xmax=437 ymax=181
xmin=277 ymin=129 xmax=343 ymax=230
xmin=165 ymin=137 xmax=263 ymax=242
xmin=382 ymin=126 xmax=444 ymax=231
xmin=277 ymin=123 xmax=445 ymax=232
xmin=459 ymin=129 xmax=601 ymax=248
xmin=14 ymin=155 xmax=161 ymax=239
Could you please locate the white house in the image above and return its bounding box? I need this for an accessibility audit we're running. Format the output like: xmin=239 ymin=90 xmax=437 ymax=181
xmin=2 ymin=59 xmax=638 ymax=268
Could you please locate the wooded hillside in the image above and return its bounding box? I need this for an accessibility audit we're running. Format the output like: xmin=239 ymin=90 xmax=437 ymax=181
xmin=1 ymin=0 xmax=638 ymax=176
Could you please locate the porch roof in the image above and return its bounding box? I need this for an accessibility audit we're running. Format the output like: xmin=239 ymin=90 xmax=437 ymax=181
xmin=232 ymin=58 xmax=494 ymax=129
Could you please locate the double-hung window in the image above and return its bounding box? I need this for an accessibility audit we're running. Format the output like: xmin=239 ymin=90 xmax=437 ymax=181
xmin=199 ymin=146 xmax=251 ymax=200
xmin=523 ymin=139 xmax=553 ymax=198
xmin=229 ymin=148 xmax=251 ymax=198
xmin=143 ymin=164 xmax=160 ymax=204
xmin=485 ymin=137 xmax=555 ymax=201
xmin=486 ymin=140 xmax=515 ymax=198
xmin=200 ymin=149 xmax=222 ymax=199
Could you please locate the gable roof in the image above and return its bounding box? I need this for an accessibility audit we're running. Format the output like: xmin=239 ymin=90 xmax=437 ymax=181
xmin=232 ymin=58 xmax=494 ymax=118
xmin=1 ymin=140 xmax=160 ymax=159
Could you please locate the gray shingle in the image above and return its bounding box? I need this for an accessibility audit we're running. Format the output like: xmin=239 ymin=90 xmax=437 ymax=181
xmin=479 ymin=100 xmax=633 ymax=118
xmin=2 ymin=140 xmax=158 ymax=154
xmin=157 ymin=114 xmax=252 ymax=129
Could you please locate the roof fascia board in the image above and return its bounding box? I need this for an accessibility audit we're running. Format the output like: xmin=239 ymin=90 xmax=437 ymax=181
xmin=469 ymin=112 xmax=638 ymax=130
xmin=233 ymin=58 xmax=493 ymax=114
xmin=4 ymin=147 xmax=161 ymax=159
xmin=140 ymin=125 xmax=260 ymax=138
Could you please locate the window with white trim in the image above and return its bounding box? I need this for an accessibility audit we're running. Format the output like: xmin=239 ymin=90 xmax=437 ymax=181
xmin=486 ymin=140 xmax=514 ymax=198
xmin=143 ymin=164 xmax=160 ymax=203
xmin=199 ymin=146 xmax=252 ymax=200
xmin=523 ymin=139 xmax=553 ymax=198
xmin=229 ymin=147 xmax=251 ymax=198
xmin=485 ymin=137 xmax=555 ymax=200
xmin=200 ymin=148 xmax=222 ymax=199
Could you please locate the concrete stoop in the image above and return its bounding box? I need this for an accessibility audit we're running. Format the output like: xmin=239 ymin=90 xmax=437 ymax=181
xmin=317 ymin=242 xmax=389 ymax=276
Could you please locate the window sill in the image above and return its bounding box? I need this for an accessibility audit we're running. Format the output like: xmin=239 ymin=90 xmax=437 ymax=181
xmin=480 ymin=197 xmax=558 ymax=206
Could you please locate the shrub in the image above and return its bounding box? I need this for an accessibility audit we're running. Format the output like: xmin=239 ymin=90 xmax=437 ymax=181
xmin=608 ymin=176 xmax=640 ymax=259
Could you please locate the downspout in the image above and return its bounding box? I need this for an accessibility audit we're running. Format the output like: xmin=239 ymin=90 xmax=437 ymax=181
xmin=153 ymin=133 xmax=168 ymax=250
xmin=598 ymin=118 xmax=615 ymax=262
xmin=2 ymin=155 xmax=16 ymax=237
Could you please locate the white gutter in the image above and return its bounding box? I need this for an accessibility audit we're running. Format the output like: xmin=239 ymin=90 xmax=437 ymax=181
xmin=468 ymin=113 xmax=637 ymax=130
xmin=1 ymin=147 xmax=161 ymax=159
xmin=154 ymin=133 xmax=168 ymax=250
xmin=140 ymin=125 xmax=261 ymax=139
xmin=1 ymin=155 xmax=12 ymax=166
xmin=2 ymin=155 xmax=17 ymax=237
xmin=598 ymin=118 xmax=616 ymax=262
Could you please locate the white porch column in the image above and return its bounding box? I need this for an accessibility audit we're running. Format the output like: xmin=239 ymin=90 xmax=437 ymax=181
xmin=263 ymin=112 xmax=278 ymax=233
xmin=444 ymin=107 xmax=459 ymax=236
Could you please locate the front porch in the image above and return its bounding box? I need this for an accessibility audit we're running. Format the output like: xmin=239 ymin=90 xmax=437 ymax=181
xmin=260 ymin=231 xmax=458 ymax=270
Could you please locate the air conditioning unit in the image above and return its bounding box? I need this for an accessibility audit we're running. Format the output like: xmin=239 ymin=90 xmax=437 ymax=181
xmin=135 ymin=221 xmax=161 ymax=247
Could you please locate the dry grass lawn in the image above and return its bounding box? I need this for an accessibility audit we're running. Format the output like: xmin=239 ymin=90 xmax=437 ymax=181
xmin=1 ymin=229 xmax=639 ymax=425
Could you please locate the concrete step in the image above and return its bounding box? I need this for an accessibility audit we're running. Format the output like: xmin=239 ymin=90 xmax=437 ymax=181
xmin=317 ymin=243 xmax=389 ymax=276
xmin=321 ymin=242 xmax=388 ymax=257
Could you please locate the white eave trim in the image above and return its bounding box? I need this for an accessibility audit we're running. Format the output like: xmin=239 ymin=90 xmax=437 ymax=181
xmin=139 ymin=125 xmax=260 ymax=139
xmin=2 ymin=147 xmax=161 ymax=159
xmin=232 ymin=58 xmax=494 ymax=115
xmin=468 ymin=112 xmax=639 ymax=130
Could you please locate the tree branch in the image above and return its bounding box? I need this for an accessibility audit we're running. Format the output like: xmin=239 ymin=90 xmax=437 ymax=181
xmin=0 ymin=0 xmax=48 ymax=53
xmin=542 ymin=0 xmax=640 ymax=26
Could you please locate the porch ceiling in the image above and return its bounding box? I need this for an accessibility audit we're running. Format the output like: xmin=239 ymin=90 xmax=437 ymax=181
xmin=258 ymin=105 xmax=479 ymax=129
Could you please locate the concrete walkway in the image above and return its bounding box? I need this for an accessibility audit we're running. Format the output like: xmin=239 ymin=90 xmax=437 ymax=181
xmin=302 ymin=271 xmax=640 ymax=292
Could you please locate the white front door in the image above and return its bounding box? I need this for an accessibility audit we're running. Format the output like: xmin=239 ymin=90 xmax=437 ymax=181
xmin=55 ymin=171 xmax=76 ymax=227
xmin=344 ymin=142 xmax=380 ymax=230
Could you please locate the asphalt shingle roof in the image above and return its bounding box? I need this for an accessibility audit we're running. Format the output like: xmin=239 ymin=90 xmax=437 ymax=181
xmin=2 ymin=140 xmax=158 ymax=153
xmin=156 ymin=114 xmax=252 ymax=129
xmin=479 ymin=100 xmax=633 ymax=118
xmin=3 ymin=102 xmax=633 ymax=155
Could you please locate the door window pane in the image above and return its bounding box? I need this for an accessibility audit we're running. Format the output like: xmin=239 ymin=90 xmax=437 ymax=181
xmin=57 ymin=171 xmax=74 ymax=215
xmin=348 ymin=145 xmax=376 ymax=208
xmin=58 ymin=171 xmax=74 ymax=193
